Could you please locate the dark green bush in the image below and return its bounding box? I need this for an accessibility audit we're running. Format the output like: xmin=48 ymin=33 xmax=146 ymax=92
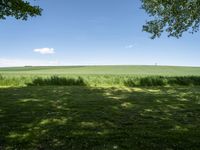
xmin=168 ymin=77 xmax=191 ymax=86
xmin=168 ymin=76 xmax=200 ymax=86
xmin=28 ymin=76 xmax=86 ymax=86
xmin=124 ymin=76 xmax=200 ymax=87
xmin=191 ymin=76 xmax=200 ymax=85
xmin=0 ymin=74 xmax=3 ymax=80
xmin=140 ymin=76 xmax=167 ymax=86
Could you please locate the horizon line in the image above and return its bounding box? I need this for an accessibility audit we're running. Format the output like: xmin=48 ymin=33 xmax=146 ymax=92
xmin=0 ymin=64 xmax=200 ymax=68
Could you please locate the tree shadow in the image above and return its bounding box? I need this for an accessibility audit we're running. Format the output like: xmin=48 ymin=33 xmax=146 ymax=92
xmin=0 ymin=86 xmax=200 ymax=150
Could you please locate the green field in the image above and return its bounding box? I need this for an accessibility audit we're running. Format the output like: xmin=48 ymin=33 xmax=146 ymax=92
xmin=0 ymin=66 xmax=200 ymax=149
xmin=0 ymin=65 xmax=200 ymax=87
xmin=1 ymin=65 xmax=200 ymax=76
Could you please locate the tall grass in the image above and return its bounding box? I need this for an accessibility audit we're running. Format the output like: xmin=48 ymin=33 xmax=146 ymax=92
xmin=0 ymin=74 xmax=200 ymax=87
xmin=0 ymin=74 xmax=3 ymax=80
xmin=0 ymin=74 xmax=29 ymax=86
xmin=124 ymin=76 xmax=200 ymax=87
xmin=28 ymin=76 xmax=86 ymax=86
xmin=124 ymin=76 xmax=167 ymax=86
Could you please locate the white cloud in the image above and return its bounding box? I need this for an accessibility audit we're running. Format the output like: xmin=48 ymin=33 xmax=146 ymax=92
xmin=34 ymin=48 xmax=55 ymax=54
xmin=0 ymin=58 xmax=59 ymax=67
xmin=125 ymin=45 xmax=134 ymax=49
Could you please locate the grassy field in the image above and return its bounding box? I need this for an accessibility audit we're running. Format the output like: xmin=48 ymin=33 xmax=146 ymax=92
xmin=0 ymin=65 xmax=200 ymax=87
xmin=0 ymin=66 xmax=200 ymax=149
xmin=0 ymin=86 xmax=200 ymax=149
xmin=1 ymin=65 xmax=200 ymax=76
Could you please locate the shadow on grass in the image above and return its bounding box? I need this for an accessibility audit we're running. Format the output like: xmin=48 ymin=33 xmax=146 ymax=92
xmin=0 ymin=86 xmax=200 ymax=149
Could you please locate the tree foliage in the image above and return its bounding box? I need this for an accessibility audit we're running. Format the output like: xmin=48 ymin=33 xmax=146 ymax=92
xmin=0 ymin=0 xmax=42 ymax=20
xmin=141 ymin=0 xmax=200 ymax=39
xmin=1 ymin=0 xmax=200 ymax=39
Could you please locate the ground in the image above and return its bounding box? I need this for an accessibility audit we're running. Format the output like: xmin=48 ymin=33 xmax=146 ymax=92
xmin=0 ymin=86 xmax=200 ymax=150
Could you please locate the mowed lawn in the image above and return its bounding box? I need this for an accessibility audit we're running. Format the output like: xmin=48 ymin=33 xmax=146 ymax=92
xmin=0 ymin=86 xmax=200 ymax=150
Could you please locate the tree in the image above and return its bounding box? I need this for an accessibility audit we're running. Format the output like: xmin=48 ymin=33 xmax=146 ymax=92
xmin=0 ymin=0 xmax=42 ymax=20
xmin=141 ymin=0 xmax=200 ymax=39
xmin=1 ymin=0 xmax=200 ymax=39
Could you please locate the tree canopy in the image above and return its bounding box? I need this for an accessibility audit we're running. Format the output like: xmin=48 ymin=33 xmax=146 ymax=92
xmin=0 ymin=0 xmax=42 ymax=20
xmin=141 ymin=0 xmax=200 ymax=38
xmin=0 ymin=0 xmax=200 ymax=39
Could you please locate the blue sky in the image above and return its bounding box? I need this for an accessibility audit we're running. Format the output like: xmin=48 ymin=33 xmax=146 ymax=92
xmin=0 ymin=0 xmax=199 ymax=67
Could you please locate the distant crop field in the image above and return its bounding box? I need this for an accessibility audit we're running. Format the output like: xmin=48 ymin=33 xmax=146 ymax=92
xmin=0 ymin=65 xmax=200 ymax=87
xmin=0 ymin=65 xmax=200 ymax=76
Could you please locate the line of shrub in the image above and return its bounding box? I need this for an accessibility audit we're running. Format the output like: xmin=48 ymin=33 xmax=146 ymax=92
xmin=1 ymin=74 xmax=200 ymax=87
xmin=27 ymin=76 xmax=86 ymax=86
xmin=124 ymin=76 xmax=200 ymax=87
